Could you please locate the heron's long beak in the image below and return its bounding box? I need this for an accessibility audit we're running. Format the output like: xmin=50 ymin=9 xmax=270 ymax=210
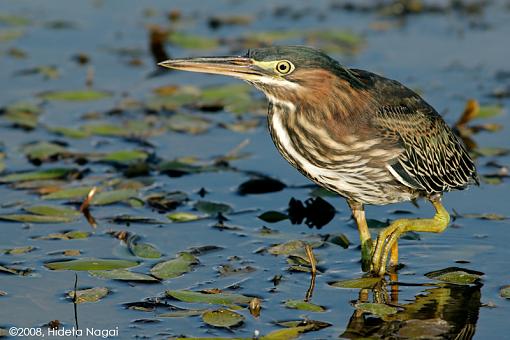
xmin=158 ymin=56 xmax=265 ymax=81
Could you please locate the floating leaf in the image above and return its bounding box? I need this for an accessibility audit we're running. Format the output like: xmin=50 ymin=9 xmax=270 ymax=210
xmin=128 ymin=237 xmax=162 ymax=259
xmin=0 ymin=14 xmax=31 ymax=26
xmin=43 ymin=186 xmax=94 ymax=200
xmin=45 ymin=258 xmax=139 ymax=271
xmin=39 ymin=89 xmax=111 ymax=101
xmin=3 ymin=246 xmax=35 ymax=255
xmin=238 ymin=177 xmax=286 ymax=195
xmin=327 ymin=233 xmax=351 ymax=248
xmin=0 ymin=214 xmax=73 ymax=223
xmin=48 ymin=126 xmax=89 ymax=139
xmin=166 ymin=290 xmax=253 ymax=306
xmin=34 ymin=230 xmax=90 ymax=240
xmin=284 ymin=300 xmax=325 ymax=312
xmin=150 ymin=252 xmax=198 ymax=279
xmin=167 ymin=113 xmax=212 ymax=134
xmin=194 ymin=200 xmax=232 ymax=215
xmin=24 ymin=205 xmax=80 ymax=218
xmin=217 ymin=264 xmax=256 ymax=277
xmin=220 ymin=119 xmax=260 ymax=132
xmin=500 ymin=285 xmax=510 ymax=299
xmin=0 ymin=168 xmax=74 ymax=183
xmin=477 ymin=105 xmax=503 ymax=119
xmin=0 ymin=29 xmax=24 ymax=42
xmin=159 ymin=309 xmax=207 ymax=318
xmin=167 ymin=212 xmax=201 ymax=222
xmin=146 ymin=191 xmax=188 ymax=211
xmin=329 ymin=277 xmax=382 ymax=289
xmin=106 ymin=215 xmax=163 ymax=224
xmin=355 ymin=302 xmax=398 ymax=317
xmin=258 ymin=211 xmax=288 ymax=223
xmin=89 ymin=269 xmax=158 ymax=282
xmin=268 ymin=240 xmax=314 ymax=256
xmin=68 ymin=287 xmax=108 ymax=303
xmin=168 ymin=31 xmax=218 ymax=49
xmin=202 ymin=309 xmax=245 ymax=328
xmin=425 ymin=267 xmax=483 ymax=285
xmin=90 ymin=189 xmax=137 ymax=206
xmin=97 ymin=150 xmax=148 ymax=164
xmin=22 ymin=141 xmax=68 ymax=162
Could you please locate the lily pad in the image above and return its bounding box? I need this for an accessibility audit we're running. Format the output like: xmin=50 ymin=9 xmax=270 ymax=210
xmin=39 ymin=89 xmax=111 ymax=101
xmin=90 ymin=189 xmax=137 ymax=206
xmin=284 ymin=300 xmax=325 ymax=312
xmin=166 ymin=290 xmax=253 ymax=306
xmin=45 ymin=258 xmax=139 ymax=271
xmin=24 ymin=205 xmax=80 ymax=218
xmin=42 ymin=186 xmax=94 ymax=200
xmin=96 ymin=150 xmax=148 ymax=164
xmin=150 ymin=252 xmax=198 ymax=279
xmin=89 ymin=269 xmax=158 ymax=282
xmin=0 ymin=214 xmax=74 ymax=223
xmin=425 ymin=267 xmax=483 ymax=285
xmin=22 ymin=141 xmax=68 ymax=162
xmin=128 ymin=237 xmax=162 ymax=259
xmin=68 ymin=287 xmax=108 ymax=303
xmin=0 ymin=168 xmax=74 ymax=183
xmin=202 ymin=309 xmax=245 ymax=328
xmin=258 ymin=211 xmax=289 ymax=223
xmin=355 ymin=302 xmax=398 ymax=317
xmin=329 ymin=277 xmax=382 ymax=289
xmin=194 ymin=200 xmax=233 ymax=215
xmin=167 ymin=212 xmax=201 ymax=222
xmin=500 ymin=285 xmax=510 ymax=299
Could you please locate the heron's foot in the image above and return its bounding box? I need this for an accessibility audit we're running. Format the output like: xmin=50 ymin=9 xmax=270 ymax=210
xmin=360 ymin=238 xmax=373 ymax=272
xmin=370 ymin=198 xmax=450 ymax=277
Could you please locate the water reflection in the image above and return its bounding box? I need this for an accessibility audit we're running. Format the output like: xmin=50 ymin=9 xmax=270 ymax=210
xmin=340 ymin=276 xmax=482 ymax=340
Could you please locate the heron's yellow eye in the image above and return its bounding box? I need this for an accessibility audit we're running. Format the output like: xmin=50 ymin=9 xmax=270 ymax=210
xmin=275 ymin=60 xmax=293 ymax=75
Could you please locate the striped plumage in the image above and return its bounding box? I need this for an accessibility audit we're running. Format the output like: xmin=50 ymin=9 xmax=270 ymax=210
xmin=249 ymin=47 xmax=479 ymax=205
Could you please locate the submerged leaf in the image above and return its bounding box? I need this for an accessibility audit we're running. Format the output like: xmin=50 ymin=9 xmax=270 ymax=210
xmin=202 ymin=309 xmax=245 ymax=328
xmin=150 ymin=252 xmax=198 ymax=279
xmin=45 ymin=258 xmax=139 ymax=271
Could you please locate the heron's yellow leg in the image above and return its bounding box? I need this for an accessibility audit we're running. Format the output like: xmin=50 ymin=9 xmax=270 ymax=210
xmin=371 ymin=197 xmax=450 ymax=276
xmin=348 ymin=200 xmax=373 ymax=272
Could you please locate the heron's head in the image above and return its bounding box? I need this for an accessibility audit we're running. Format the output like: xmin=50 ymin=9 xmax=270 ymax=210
xmin=158 ymin=46 xmax=363 ymax=109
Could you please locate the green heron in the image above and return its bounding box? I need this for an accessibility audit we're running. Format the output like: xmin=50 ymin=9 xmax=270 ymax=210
xmin=158 ymin=46 xmax=478 ymax=276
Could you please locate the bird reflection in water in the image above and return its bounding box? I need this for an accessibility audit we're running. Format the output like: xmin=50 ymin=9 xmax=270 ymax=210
xmin=340 ymin=274 xmax=482 ymax=340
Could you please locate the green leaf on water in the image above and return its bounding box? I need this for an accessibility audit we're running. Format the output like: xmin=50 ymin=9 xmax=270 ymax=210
xmin=0 ymin=29 xmax=24 ymax=42
xmin=89 ymin=269 xmax=158 ymax=282
xmin=22 ymin=141 xmax=68 ymax=162
xmin=500 ymin=285 xmax=510 ymax=299
xmin=477 ymin=105 xmax=503 ymax=119
xmin=45 ymin=258 xmax=139 ymax=271
xmin=128 ymin=237 xmax=162 ymax=259
xmin=150 ymin=252 xmax=198 ymax=279
xmin=0 ymin=168 xmax=74 ymax=183
xmin=0 ymin=14 xmax=31 ymax=26
xmin=167 ymin=113 xmax=212 ymax=134
xmin=202 ymin=309 xmax=245 ymax=328
xmin=168 ymin=31 xmax=218 ymax=49
xmin=97 ymin=150 xmax=148 ymax=164
xmin=39 ymin=89 xmax=111 ymax=101
xmin=34 ymin=230 xmax=90 ymax=240
xmin=48 ymin=126 xmax=90 ymax=139
xmin=167 ymin=212 xmax=201 ymax=222
xmin=258 ymin=211 xmax=288 ymax=223
xmin=24 ymin=205 xmax=80 ymax=218
xmin=68 ymin=287 xmax=108 ymax=304
xmin=329 ymin=277 xmax=382 ymax=289
xmin=90 ymin=189 xmax=138 ymax=206
xmin=268 ymin=240 xmax=323 ymax=257
xmin=166 ymin=290 xmax=253 ymax=306
xmin=425 ymin=267 xmax=483 ymax=285
xmin=0 ymin=214 xmax=74 ymax=223
xmin=3 ymin=246 xmax=35 ymax=255
xmin=158 ymin=309 xmax=206 ymax=318
xmin=194 ymin=200 xmax=233 ymax=215
xmin=327 ymin=233 xmax=351 ymax=248
xmin=355 ymin=302 xmax=398 ymax=317
xmin=220 ymin=119 xmax=260 ymax=132
xmin=82 ymin=123 xmax=129 ymax=137
xmin=42 ymin=186 xmax=94 ymax=200
xmin=284 ymin=300 xmax=325 ymax=312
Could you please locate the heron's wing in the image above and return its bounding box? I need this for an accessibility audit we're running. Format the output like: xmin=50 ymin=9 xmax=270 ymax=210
xmin=372 ymin=104 xmax=478 ymax=193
